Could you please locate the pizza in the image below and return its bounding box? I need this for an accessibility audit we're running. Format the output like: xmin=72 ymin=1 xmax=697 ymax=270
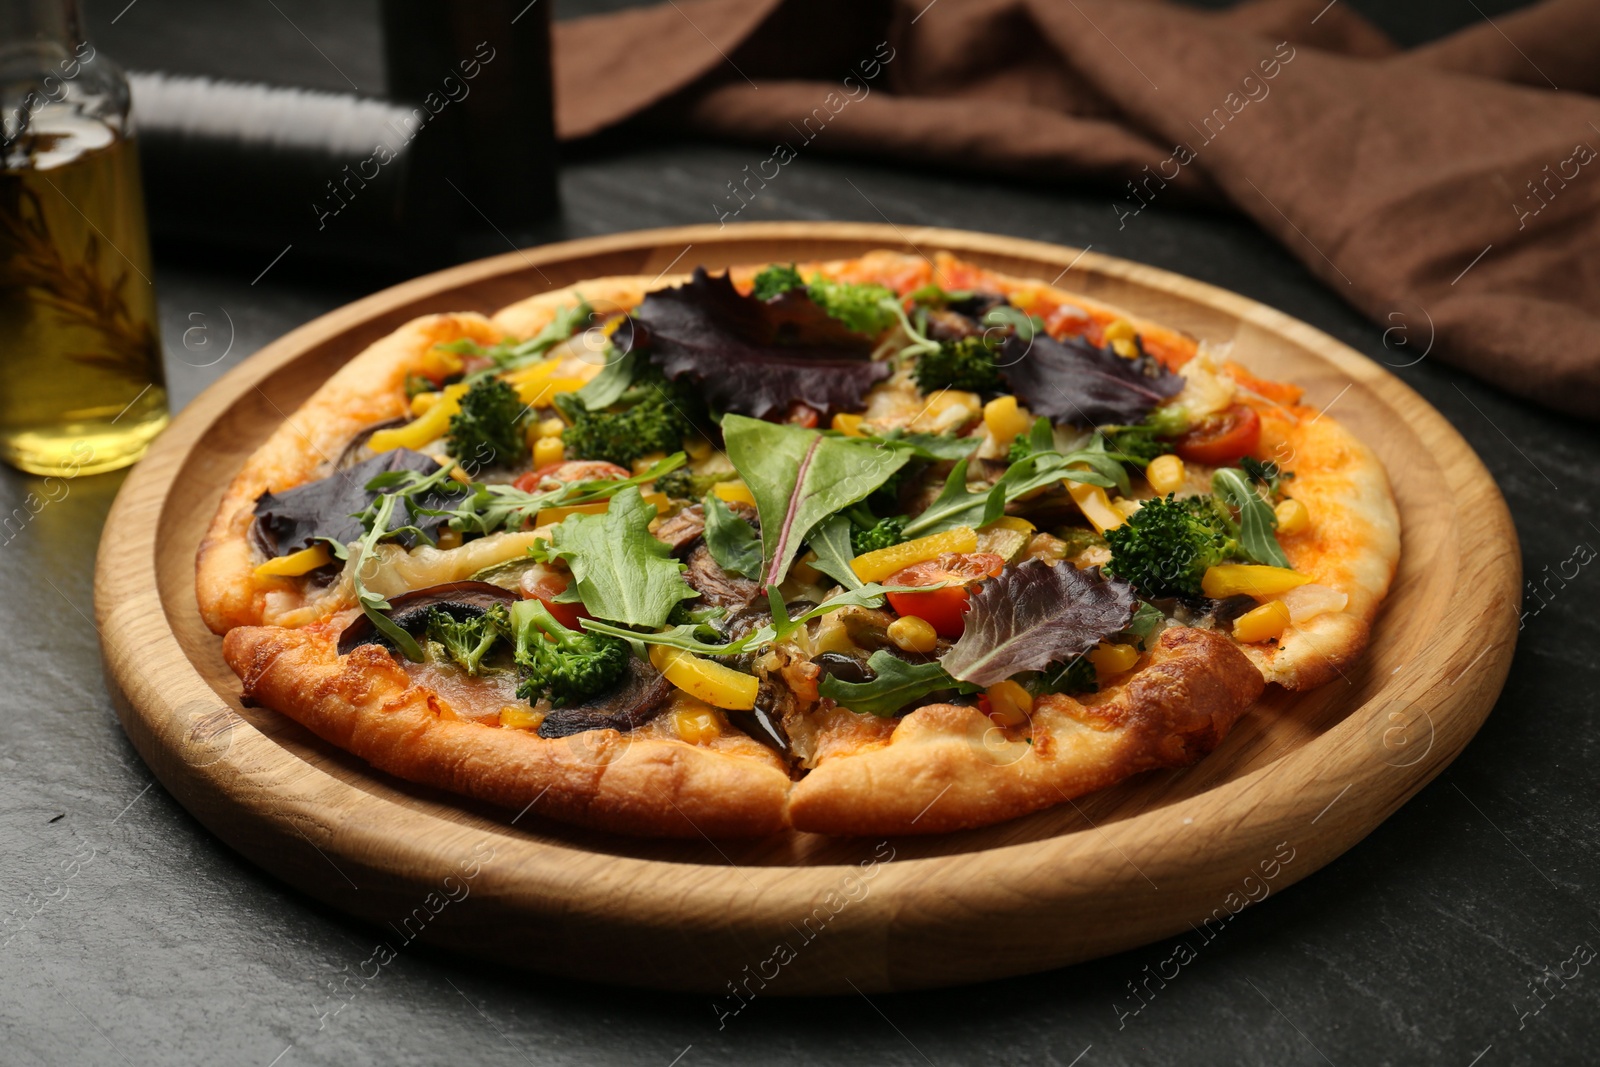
xmin=197 ymin=250 xmax=1399 ymax=837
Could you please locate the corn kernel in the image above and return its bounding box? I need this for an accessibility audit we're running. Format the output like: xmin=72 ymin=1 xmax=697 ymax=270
xmin=673 ymin=706 xmax=722 ymax=745
xmin=499 ymin=706 xmax=544 ymax=730
xmin=790 ymin=552 xmax=823 ymax=587
xmin=1088 ymin=642 xmax=1140 ymax=676
xmin=1276 ymin=497 xmax=1310 ymax=535
xmin=435 ymin=528 xmax=463 ymax=550
xmin=1111 ymin=338 xmax=1139 ymax=359
xmin=983 ymin=395 xmax=1031 ymax=447
xmin=985 ymin=680 xmax=1033 ymax=726
xmin=533 ymin=436 xmax=564 ymax=468
xmin=684 ymin=435 xmax=713 ymax=461
xmin=887 ymin=615 xmax=939 ymax=654
xmin=1103 ymin=319 xmax=1136 ymax=344
xmin=1233 ymin=600 xmax=1292 ymax=644
xmin=832 ymin=412 xmax=866 ymax=437
xmin=411 ymin=390 xmax=442 ymax=417
xmin=538 ymin=417 xmax=565 ymax=439
xmin=1146 ymin=454 xmax=1186 ymax=495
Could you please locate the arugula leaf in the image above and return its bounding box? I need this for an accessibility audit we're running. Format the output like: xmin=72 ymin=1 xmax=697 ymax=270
xmin=574 ymin=346 xmax=640 ymax=410
xmin=805 ymin=514 xmax=864 ymax=591
xmin=855 ymin=428 xmax=980 ymax=462
xmin=941 ymin=559 xmax=1137 ymax=686
xmin=448 ymin=298 xmax=594 ymax=380
xmin=349 ymin=492 xmax=426 ymax=661
xmin=722 ymin=414 xmax=910 ymax=587
xmin=427 ymin=453 xmax=685 ymax=536
xmin=899 ymin=451 xmax=1117 ymax=538
xmin=540 ymin=486 xmax=697 ymax=627
xmin=702 ymin=493 xmax=763 ymax=581
xmin=579 ymin=581 xmax=936 ymax=657
xmin=819 ymin=651 xmax=978 ymax=718
xmin=1212 ymin=468 xmax=1289 ymax=567
xmin=997 ymin=331 xmax=1182 ymax=426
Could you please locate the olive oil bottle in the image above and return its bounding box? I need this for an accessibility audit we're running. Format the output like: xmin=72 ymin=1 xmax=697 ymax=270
xmin=1 ymin=2 xmax=168 ymax=476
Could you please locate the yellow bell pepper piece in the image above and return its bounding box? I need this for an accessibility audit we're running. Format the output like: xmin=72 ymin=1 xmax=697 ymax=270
xmin=368 ymin=382 xmax=470 ymax=452
xmin=649 ymin=646 xmax=759 ymax=710
xmin=516 ymin=376 xmax=590 ymax=408
xmin=535 ymin=491 xmax=667 ymax=528
xmin=831 ymin=412 xmax=866 ymax=437
xmin=850 ymin=526 xmax=978 ymax=583
xmin=983 ymin=395 xmax=1031 ymax=447
xmin=1067 ymin=481 xmax=1126 ymax=533
xmin=1201 ymin=564 xmax=1311 ymax=599
xmin=1233 ymin=600 xmax=1292 ymax=643
xmin=712 ymin=481 xmax=756 ymax=506
xmin=254 ymin=543 xmax=333 ymax=578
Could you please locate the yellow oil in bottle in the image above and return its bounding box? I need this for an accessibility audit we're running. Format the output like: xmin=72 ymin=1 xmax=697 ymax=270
xmin=0 ymin=109 xmax=168 ymax=476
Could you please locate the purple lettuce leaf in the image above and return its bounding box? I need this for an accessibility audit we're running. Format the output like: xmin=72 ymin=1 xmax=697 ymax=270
xmin=628 ymin=268 xmax=890 ymax=419
xmin=941 ymin=560 xmax=1138 ymax=687
xmin=998 ymin=332 xmax=1183 ymax=426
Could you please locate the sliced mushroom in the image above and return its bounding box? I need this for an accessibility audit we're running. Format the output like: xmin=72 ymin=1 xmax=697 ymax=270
xmin=535 ymin=657 xmax=676 ymax=738
xmin=336 ymin=581 xmax=518 ymax=655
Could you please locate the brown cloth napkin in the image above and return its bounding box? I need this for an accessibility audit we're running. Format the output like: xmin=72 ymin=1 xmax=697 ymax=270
xmin=554 ymin=0 xmax=1600 ymax=418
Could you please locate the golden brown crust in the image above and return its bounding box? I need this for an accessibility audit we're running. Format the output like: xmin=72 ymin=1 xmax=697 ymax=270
xmin=788 ymin=627 xmax=1265 ymax=835
xmin=223 ymin=624 xmax=792 ymax=838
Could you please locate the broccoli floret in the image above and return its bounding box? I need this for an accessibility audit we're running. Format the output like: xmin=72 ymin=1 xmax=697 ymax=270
xmin=750 ymin=264 xmax=897 ymax=335
xmin=1099 ymin=405 xmax=1189 ymax=465
xmin=804 ymin=275 xmax=898 ymax=335
xmin=850 ymin=515 xmax=908 ymax=555
xmin=426 ymin=604 xmax=510 ymax=676
xmin=654 ymin=468 xmax=739 ymax=502
xmin=751 ymin=263 xmax=804 ymax=300
xmin=447 ymin=377 xmax=528 ymax=472
xmin=556 ymin=371 xmax=699 ymax=468
xmin=914 ymin=336 xmax=1003 ymax=394
xmin=1104 ymin=493 xmax=1241 ymax=598
xmin=511 ymin=600 xmax=630 ymax=707
xmin=1047 ymin=655 xmax=1098 ymax=695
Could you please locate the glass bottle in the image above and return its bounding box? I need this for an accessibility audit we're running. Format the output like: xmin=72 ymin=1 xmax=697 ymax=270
xmin=0 ymin=0 xmax=168 ymax=476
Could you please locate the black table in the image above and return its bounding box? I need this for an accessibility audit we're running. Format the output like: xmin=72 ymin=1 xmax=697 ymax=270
xmin=5 ymin=2 xmax=1595 ymax=1064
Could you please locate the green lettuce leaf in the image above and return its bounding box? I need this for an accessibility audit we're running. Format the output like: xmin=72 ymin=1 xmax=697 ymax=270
xmin=722 ymin=414 xmax=910 ymax=586
xmin=541 ymin=486 xmax=697 ymax=627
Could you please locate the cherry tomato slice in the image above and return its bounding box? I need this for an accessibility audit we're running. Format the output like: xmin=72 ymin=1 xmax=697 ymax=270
xmin=513 ymin=460 xmax=631 ymax=492
xmin=784 ymin=402 xmax=821 ymax=428
xmin=884 ymin=552 xmax=1006 ymax=638
xmin=1173 ymin=404 xmax=1261 ymax=467
xmin=519 ymin=563 xmax=590 ymax=629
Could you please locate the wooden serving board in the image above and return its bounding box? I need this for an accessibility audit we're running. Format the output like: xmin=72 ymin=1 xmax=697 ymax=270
xmin=96 ymin=223 xmax=1518 ymax=994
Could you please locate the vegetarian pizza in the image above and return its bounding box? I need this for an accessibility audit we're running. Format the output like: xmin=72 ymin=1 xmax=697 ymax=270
xmin=197 ymin=250 xmax=1399 ymax=837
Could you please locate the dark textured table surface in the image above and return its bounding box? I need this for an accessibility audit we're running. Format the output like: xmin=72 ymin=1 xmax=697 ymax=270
xmin=5 ymin=1 xmax=1597 ymax=1064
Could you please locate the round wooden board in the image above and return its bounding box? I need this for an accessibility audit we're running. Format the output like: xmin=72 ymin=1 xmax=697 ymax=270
xmin=96 ymin=223 xmax=1519 ymax=995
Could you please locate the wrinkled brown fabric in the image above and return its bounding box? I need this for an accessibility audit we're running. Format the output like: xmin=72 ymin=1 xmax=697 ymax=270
xmin=554 ymin=0 xmax=1600 ymax=417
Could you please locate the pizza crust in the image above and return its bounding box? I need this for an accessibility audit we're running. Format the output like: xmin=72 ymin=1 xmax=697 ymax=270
xmin=223 ymin=622 xmax=792 ymax=838
xmin=788 ymin=627 xmax=1264 ymax=835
